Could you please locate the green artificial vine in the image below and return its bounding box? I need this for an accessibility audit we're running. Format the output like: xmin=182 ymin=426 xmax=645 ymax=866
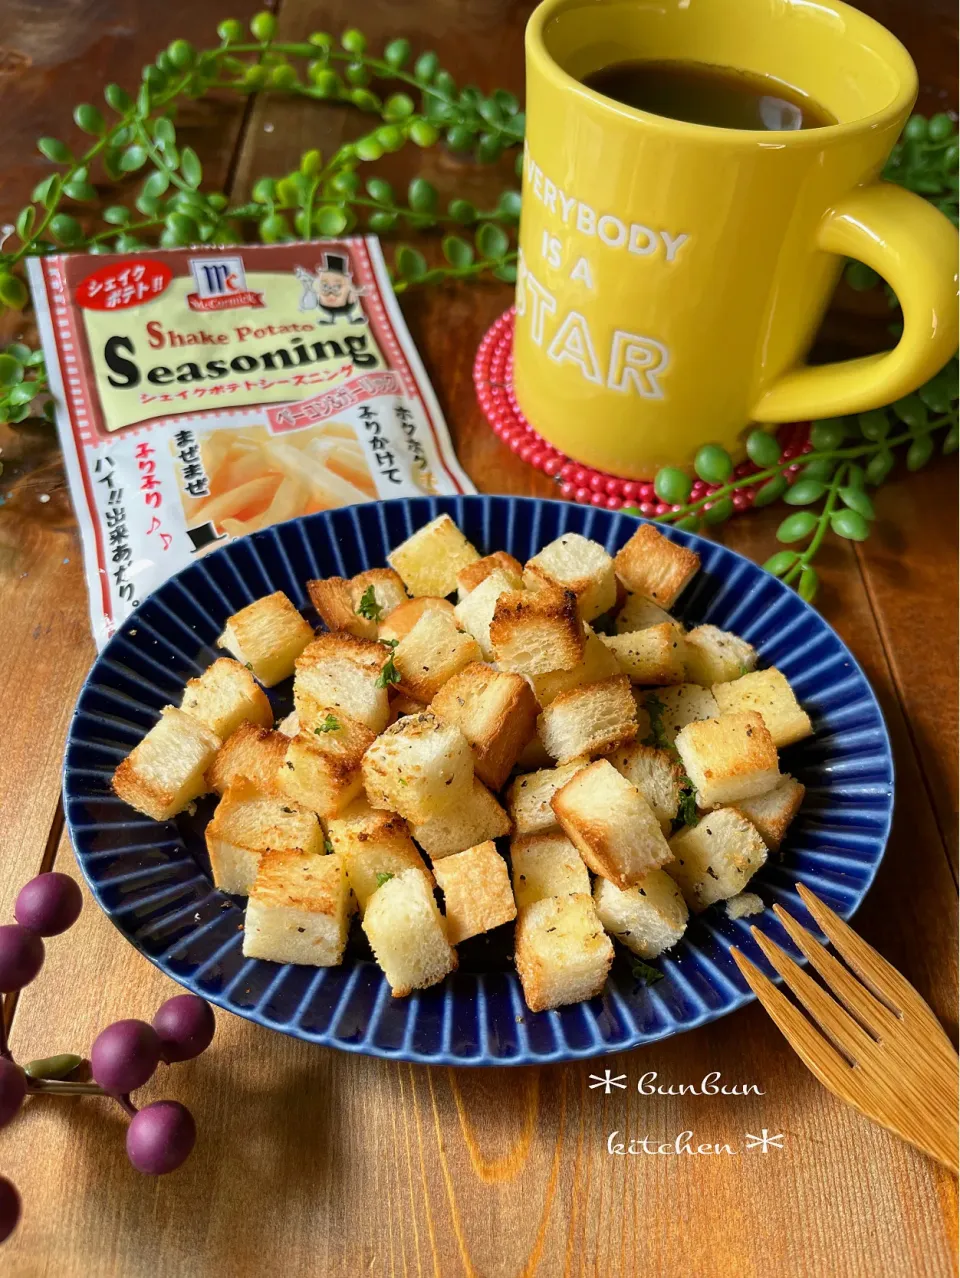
xmin=0 ymin=10 xmax=955 ymax=603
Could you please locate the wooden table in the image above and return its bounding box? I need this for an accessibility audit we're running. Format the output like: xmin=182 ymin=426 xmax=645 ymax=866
xmin=0 ymin=2 xmax=956 ymax=1274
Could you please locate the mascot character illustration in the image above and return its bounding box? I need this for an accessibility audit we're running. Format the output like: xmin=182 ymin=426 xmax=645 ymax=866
xmin=294 ymin=253 xmax=368 ymax=324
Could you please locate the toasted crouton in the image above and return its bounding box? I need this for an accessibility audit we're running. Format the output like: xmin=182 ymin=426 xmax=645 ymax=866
xmin=392 ymin=608 xmax=481 ymax=703
xmin=675 ymin=711 xmax=779 ymax=808
xmin=593 ymin=870 xmax=688 ymax=958
xmin=218 ymin=591 xmax=313 ymax=687
xmin=538 ymin=675 xmax=637 ymax=764
xmin=600 ymin=623 xmax=687 ymax=686
xmin=362 ymin=713 xmax=474 ymax=824
xmin=180 ymin=658 xmax=273 ymax=739
xmin=666 ymin=808 xmax=767 ymax=910
xmin=206 ymin=780 xmax=323 ymax=895
xmin=642 ymin=683 xmax=720 ymax=746
xmin=456 ymin=551 xmax=523 ymax=597
xmin=378 ymin=596 xmax=457 ymax=644
xmin=324 ymin=796 xmax=408 ymax=854
xmin=505 ymin=761 xmax=590 ymax=836
xmin=523 ymin=533 xmax=617 ymax=621
xmin=510 ymin=832 xmax=591 ymax=909
xmin=276 ymin=719 xmax=375 ymax=818
xmin=242 ymin=850 xmax=351 ymax=966
xmin=362 ymin=868 xmax=457 ymax=997
xmin=307 ymin=568 xmax=407 ymax=640
xmin=725 ymin=891 xmax=765 ymax=919
xmin=388 ymin=514 xmax=480 ymax=596
xmin=294 ymin=633 xmax=391 ymax=733
xmin=515 ymin=894 xmax=614 ymax=1012
xmin=410 ymin=777 xmax=511 ymax=859
xmin=731 ymin=775 xmax=805 ymax=851
xmin=615 ymin=593 xmax=679 ymax=634
xmin=683 ymin=625 xmax=757 ymax=686
xmin=613 ymin=524 xmax=700 ymax=607
xmin=607 ymin=743 xmax=682 ymax=834
xmin=430 ymin=663 xmax=539 ymax=789
xmin=712 ymin=668 xmax=813 ymax=747
xmin=453 ymin=569 xmax=520 ymax=661
xmin=531 ymin=623 xmax=621 ymax=707
xmin=333 ymin=805 xmax=433 ymax=915
xmin=112 ymin=707 xmax=221 ymax=821
xmin=206 ymin=722 xmax=288 ymax=796
xmin=432 ymin=841 xmax=517 ymax=944
xmin=551 ymin=759 xmax=673 ymax=889
xmin=277 ymin=711 xmax=300 ymax=737
xmin=490 ymin=586 xmax=584 ymax=677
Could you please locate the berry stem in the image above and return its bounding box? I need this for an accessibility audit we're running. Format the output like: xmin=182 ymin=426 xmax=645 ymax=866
xmin=0 ymin=1004 xmax=11 ymax=1063
xmin=25 ymin=1078 xmax=107 ymax=1097
xmin=114 ymin=1092 xmax=139 ymax=1118
xmin=782 ymin=464 xmax=847 ymax=587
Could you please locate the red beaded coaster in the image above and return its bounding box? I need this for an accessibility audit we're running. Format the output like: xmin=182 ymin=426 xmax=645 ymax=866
xmin=473 ymin=308 xmax=812 ymax=514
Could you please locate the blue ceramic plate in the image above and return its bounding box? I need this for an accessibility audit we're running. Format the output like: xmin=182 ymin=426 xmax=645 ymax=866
xmin=63 ymin=496 xmax=893 ymax=1065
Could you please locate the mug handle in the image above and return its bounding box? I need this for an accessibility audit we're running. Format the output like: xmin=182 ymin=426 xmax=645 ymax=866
xmin=751 ymin=183 xmax=959 ymax=423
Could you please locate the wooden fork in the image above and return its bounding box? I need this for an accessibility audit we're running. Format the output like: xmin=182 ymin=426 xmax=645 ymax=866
xmin=731 ymin=883 xmax=959 ymax=1174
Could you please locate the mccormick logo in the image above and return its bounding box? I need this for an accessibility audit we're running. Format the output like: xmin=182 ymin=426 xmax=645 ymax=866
xmin=186 ymin=256 xmax=265 ymax=312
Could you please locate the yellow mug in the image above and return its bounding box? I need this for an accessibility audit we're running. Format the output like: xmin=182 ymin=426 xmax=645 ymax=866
xmin=513 ymin=0 xmax=959 ymax=479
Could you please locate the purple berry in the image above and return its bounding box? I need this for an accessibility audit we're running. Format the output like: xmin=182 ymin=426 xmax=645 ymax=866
xmin=152 ymin=995 xmax=215 ymax=1063
xmin=126 ymin=1101 xmax=196 ymax=1175
xmin=0 ymin=1060 xmax=25 ymax=1130
xmin=0 ymin=926 xmax=44 ymax=992
xmin=90 ymin=1020 xmax=160 ymax=1094
xmin=0 ymin=1176 xmax=19 ymax=1243
xmin=15 ymin=873 xmax=82 ymax=936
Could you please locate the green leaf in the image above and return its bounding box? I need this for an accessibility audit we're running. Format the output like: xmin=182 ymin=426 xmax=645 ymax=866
xmin=448 ymin=198 xmax=477 ymax=224
xmin=496 ymin=190 xmax=522 ymax=220
xmin=906 ymin=435 xmax=935 ymax=470
xmin=928 ymin=112 xmax=955 ymax=142
xmin=104 ymin=83 xmax=133 ymax=112
xmin=838 ymin=486 xmax=875 ymax=519
xmin=74 ymin=103 xmax=106 ymax=136
xmin=673 ymin=514 xmax=700 ymax=533
xmin=142 ymin=170 xmax=170 ymax=200
xmin=799 ymin=457 xmax=836 ymax=483
xmin=476 ymin=222 xmax=509 ymax=258
xmin=32 ymin=174 xmax=61 ymax=209
xmin=250 ymin=10 xmax=277 ymax=41
xmin=918 ymin=369 xmax=957 ymax=414
xmin=340 ymin=27 xmax=366 ymax=54
xmin=493 ymin=262 xmax=517 ymax=283
xmin=409 ymin=120 xmax=439 ymax=148
xmin=167 ymin=38 xmax=195 ymax=69
xmin=15 ymin=206 xmax=35 ymax=240
xmin=408 ymin=177 xmax=438 ymax=214
xmin=857 ymin=408 xmax=890 ymax=441
xmin=763 ymin=549 xmax=800 ymax=577
xmin=745 ymin=429 xmax=781 ymax=467
xmin=365 ymin=177 xmax=393 ymax=204
xmin=753 ymin=474 xmax=788 ymax=507
xmin=808 ymin=418 xmax=848 ymax=451
xmin=798 ymin=566 xmax=819 ymax=603
xmin=395 ymin=245 xmax=427 ymax=281
xmin=414 ymin=50 xmax=440 ymax=82
xmin=865 ymin=448 xmax=895 ymax=486
xmin=653 ymin=467 xmax=692 ymax=505
xmin=846 ymin=463 xmax=867 ymax=490
xmin=892 ymin=393 xmax=928 ymax=431
xmin=476 ymin=133 xmax=502 ymax=163
xmin=777 ymin=511 xmax=818 ymax=543
xmin=62 ymin=180 xmax=97 ymax=203
xmin=180 ymin=147 xmax=202 ymax=188
xmin=101 ymin=205 xmax=131 ymax=225
xmin=37 ymin=136 xmax=72 ymax=163
xmin=119 ymin=144 xmax=148 ymax=172
xmin=164 ymin=212 xmax=199 ymax=244
xmin=0 ymin=354 xmax=24 ymax=385
xmin=24 ymin=1053 xmax=84 ymax=1081
xmin=384 ymin=38 xmax=411 ymax=70
xmin=703 ymin=496 xmax=734 ymax=525
xmin=260 ymin=212 xmax=291 ymax=243
xmin=830 ymin=507 xmax=871 ymax=541
xmin=314 ymin=205 xmax=348 ymax=235
xmin=354 ymin=136 xmax=384 ymax=162
xmin=217 ymin=18 xmax=245 ymax=44
xmin=693 ymin=443 xmax=733 ymax=484
xmin=942 ymin=423 xmax=959 ymax=454
xmin=783 ymin=478 xmax=826 ymax=506
xmin=446 ymin=125 xmax=474 ymax=152
xmin=844 ymin=260 xmax=880 ymax=291
xmin=628 ymin=956 xmax=664 ymax=986
xmin=367 ymin=211 xmax=398 ymax=233
xmin=383 ymin=92 xmax=414 ymax=120
xmin=442 ymin=235 xmax=474 ymax=269
xmin=309 ymin=68 xmax=339 ymax=97
xmin=48 ymin=214 xmax=83 ymax=245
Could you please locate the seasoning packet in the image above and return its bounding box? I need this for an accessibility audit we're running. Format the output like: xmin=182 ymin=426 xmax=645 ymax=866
xmin=28 ymin=238 xmax=473 ymax=648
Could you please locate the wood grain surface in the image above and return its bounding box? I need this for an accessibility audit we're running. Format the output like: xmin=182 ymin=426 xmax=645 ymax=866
xmin=0 ymin=1 xmax=956 ymax=1275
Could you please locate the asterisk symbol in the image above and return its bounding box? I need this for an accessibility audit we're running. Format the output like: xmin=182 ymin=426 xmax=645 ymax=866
xmin=588 ymin=1070 xmax=628 ymax=1093
xmin=745 ymin=1129 xmax=785 ymax=1153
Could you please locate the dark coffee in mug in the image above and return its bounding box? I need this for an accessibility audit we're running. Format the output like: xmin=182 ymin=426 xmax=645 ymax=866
xmin=582 ymin=59 xmax=836 ymax=131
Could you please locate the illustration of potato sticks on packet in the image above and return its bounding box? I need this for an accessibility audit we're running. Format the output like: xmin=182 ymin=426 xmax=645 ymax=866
xmin=28 ymin=239 xmax=473 ymax=647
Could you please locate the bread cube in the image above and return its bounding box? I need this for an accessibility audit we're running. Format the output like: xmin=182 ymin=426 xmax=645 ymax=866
xmin=490 ymin=586 xmax=584 ymax=677
xmin=712 ymin=668 xmax=813 ymax=747
xmin=607 ymin=743 xmax=682 ymax=834
xmin=180 ymin=658 xmax=273 ymax=739
xmin=307 ymin=568 xmax=407 ymax=641
xmin=510 ymin=832 xmax=591 ymax=909
xmin=411 ymin=778 xmax=511 ymax=859
xmin=613 ymin=524 xmax=700 ymax=607
xmin=362 ymin=712 xmax=473 ymax=824
xmin=453 ymin=569 xmax=519 ymax=661
xmin=675 ymin=711 xmax=779 ymax=808
xmin=601 ymin=623 xmax=687 ymax=686
xmin=242 ymin=849 xmax=350 ymax=966
xmin=725 ymin=891 xmax=765 ymax=919
xmin=325 ymin=795 xmax=405 ymax=852
xmin=523 ymin=533 xmax=616 ymax=621
xmin=538 ymin=675 xmax=638 ymax=764
xmin=593 ymin=870 xmax=689 ymax=958
xmin=552 ymin=759 xmax=672 ymax=889
xmin=388 ymin=514 xmax=480 ymax=597
xmin=666 ymin=808 xmax=768 ymax=910
xmin=294 ymin=633 xmax=391 ymax=733
xmin=432 ymin=841 xmax=517 ymax=943
xmin=615 ymin=593 xmax=679 ymax=635
xmin=362 ymin=868 xmax=457 ymax=996
xmin=336 ymin=810 xmax=433 ymax=915
xmin=642 ymin=683 xmax=720 ymax=746
xmin=456 ymin=551 xmax=523 ymax=598
xmin=431 ymin=663 xmax=539 ymax=790
xmin=682 ymin=625 xmax=757 ymax=687
xmin=218 ymin=591 xmax=313 ymax=687
xmin=515 ymin=893 xmax=614 ymax=1012
xmin=276 ymin=711 xmax=300 ymax=737
xmin=393 ymin=608 xmax=481 ymax=703
xmin=531 ymin=623 xmax=621 ymax=707
xmin=206 ymin=780 xmax=323 ymax=895
xmin=206 ymin=722 xmax=288 ymax=796
xmin=731 ymin=775 xmax=805 ymax=851
xmin=112 ymin=707 xmax=220 ymax=821
xmin=276 ymin=718 xmax=374 ymax=818
xmin=378 ymin=596 xmax=456 ymax=644
xmin=506 ymin=761 xmax=590 ymax=836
